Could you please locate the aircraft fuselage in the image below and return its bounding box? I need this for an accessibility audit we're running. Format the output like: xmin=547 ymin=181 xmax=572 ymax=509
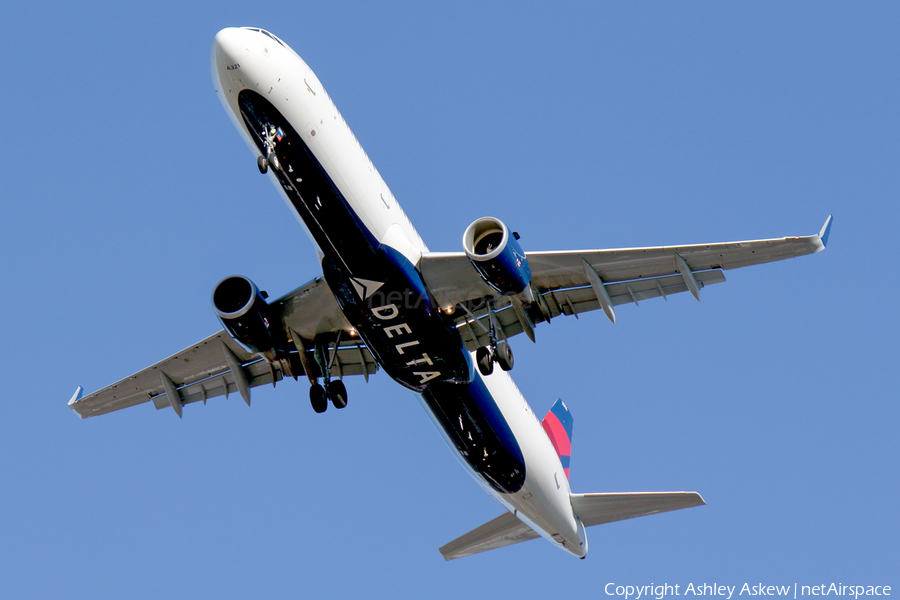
xmin=212 ymin=27 xmax=586 ymax=557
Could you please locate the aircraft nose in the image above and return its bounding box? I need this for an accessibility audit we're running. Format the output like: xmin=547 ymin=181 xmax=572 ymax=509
xmin=213 ymin=27 xmax=244 ymax=67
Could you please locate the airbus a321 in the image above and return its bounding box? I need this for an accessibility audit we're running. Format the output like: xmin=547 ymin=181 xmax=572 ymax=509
xmin=69 ymin=27 xmax=832 ymax=560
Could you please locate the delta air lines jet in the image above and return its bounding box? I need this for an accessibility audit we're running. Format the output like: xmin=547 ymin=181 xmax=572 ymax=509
xmin=68 ymin=27 xmax=832 ymax=560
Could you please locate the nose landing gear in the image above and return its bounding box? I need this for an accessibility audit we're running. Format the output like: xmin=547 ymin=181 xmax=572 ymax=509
xmin=257 ymin=124 xmax=281 ymax=174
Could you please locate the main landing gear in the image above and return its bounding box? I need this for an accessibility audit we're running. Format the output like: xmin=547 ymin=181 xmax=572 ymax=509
xmin=308 ymin=337 xmax=348 ymax=413
xmin=257 ymin=124 xmax=281 ymax=174
xmin=475 ymin=302 xmax=514 ymax=377
xmin=476 ymin=340 xmax=514 ymax=377
xmin=309 ymin=379 xmax=347 ymax=413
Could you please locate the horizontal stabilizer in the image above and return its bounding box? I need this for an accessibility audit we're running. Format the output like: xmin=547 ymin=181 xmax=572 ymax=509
xmin=440 ymin=491 xmax=704 ymax=560
xmin=439 ymin=511 xmax=539 ymax=561
xmin=571 ymin=491 xmax=705 ymax=527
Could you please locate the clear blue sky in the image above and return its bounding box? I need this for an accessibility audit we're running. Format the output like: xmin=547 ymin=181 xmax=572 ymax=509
xmin=2 ymin=2 xmax=897 ymax=598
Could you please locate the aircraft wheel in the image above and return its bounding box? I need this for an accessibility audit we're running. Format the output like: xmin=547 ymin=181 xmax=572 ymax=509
xmin=476 ymin=346 xmax=494 ymax=377
xmin=257 ymin=155 xmax=268 ymax=174
xmin=329 ymin=380 xmax=348 ymax=409
xmin=269 ymin=154 xmax=280 ymax=170
xmin=310 ymin=383 xmax=327 ymax=413
xmin=496 ymin=341 xmax=514 ymax=372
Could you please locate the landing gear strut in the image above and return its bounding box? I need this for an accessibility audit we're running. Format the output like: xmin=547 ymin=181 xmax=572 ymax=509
xmin=475 ymin=302 xmax=514 ymax=377
xmin=307 ymin=335 xmax=349 ymax=413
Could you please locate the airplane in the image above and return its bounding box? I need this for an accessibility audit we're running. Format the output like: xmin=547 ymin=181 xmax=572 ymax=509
xmin=67 ymin=26 xmax=832 ymax=561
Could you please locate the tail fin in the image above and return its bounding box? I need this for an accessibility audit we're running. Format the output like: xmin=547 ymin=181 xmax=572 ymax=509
xmin=541 ymin=399 xmax=574 ymax=479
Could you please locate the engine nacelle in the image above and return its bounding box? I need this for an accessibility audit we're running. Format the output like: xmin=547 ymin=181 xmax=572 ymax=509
xmin=462 ymin=217 xmax=531 ymax=296
xmin=212 ymin=275 xmax=277 ymax=359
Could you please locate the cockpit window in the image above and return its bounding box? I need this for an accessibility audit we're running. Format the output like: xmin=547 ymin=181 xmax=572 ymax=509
xmin=259 ymin=29 xmax=286 ymax=47
xmin=239 ymin=27 xmax=286 ymax=48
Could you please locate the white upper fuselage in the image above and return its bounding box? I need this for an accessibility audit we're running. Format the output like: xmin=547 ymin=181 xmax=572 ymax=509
xmin=211 ymin=26 xmax=586 ymax=558
xmin=211 ymin=27 xmax=427 ymax=266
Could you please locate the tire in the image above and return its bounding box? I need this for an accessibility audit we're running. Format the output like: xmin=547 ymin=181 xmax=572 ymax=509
xmin=476 ymin=346 xmax=494 ymax=377
xmin=257 ymin=155 xmax=268 ymax=174
xmin=310 ymin=383 xmax=327 ymax=413
xmin=329 ymin=380 xmax=348 ymax=409
xmin=496 ymin=341 xmax=514 ymax=371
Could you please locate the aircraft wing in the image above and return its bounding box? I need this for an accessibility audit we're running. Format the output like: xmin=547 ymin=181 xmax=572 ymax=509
xmin=69 ymin=276 xmax=377 ymax=419
xmin=420 ymin=216 xmax=832 ymax=349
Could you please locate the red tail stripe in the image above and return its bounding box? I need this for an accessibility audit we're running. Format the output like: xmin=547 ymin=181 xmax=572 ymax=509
xmin=541 ymin=411 xmax=572 ymax=457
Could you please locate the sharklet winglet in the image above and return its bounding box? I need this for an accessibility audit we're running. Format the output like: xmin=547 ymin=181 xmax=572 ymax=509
xmin=817 ymin=215 xmax=833 ymax=248
xmin=67 ymin=386 xmax=84 ymax=406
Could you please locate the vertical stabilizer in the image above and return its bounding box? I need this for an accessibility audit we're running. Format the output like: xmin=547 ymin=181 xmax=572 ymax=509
xmin=541 ymin=399 xmax=574 ymax=479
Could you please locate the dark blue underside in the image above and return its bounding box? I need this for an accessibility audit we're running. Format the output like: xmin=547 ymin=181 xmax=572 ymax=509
xmin=421 ymin=375 xmax=526 ymax=494
xmin=237 ymin=90 xmax=525 ymax=494
xmin=237 ymin=91 xmax=379 ymax=272
xmin=321 ymin=247 xmax=474 ymax=389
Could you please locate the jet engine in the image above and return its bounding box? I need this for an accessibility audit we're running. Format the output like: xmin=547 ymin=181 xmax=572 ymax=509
xmin=212 ymin=275 xmax=278 ymax=360
xmin=463 ymin=217 xmax=531 ymax=295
